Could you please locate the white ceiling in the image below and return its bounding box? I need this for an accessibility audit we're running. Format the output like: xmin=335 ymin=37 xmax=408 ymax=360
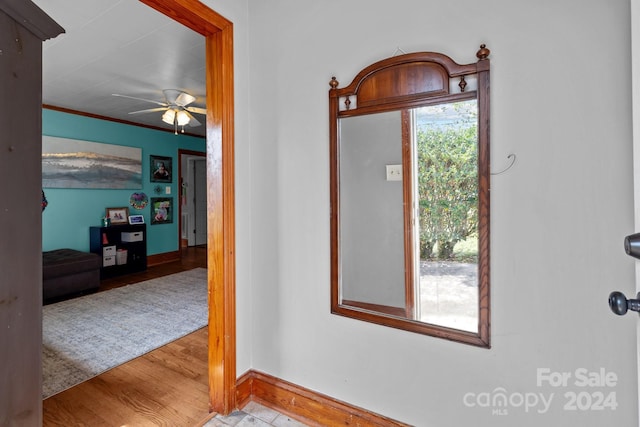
xmin=32 ymin=0 xmax=207 ymax=137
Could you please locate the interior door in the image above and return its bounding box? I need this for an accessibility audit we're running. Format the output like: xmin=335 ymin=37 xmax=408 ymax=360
xmin=186 ymin=158 xmax=196 ymax=247
xmin=186 ymin=157 xmax=207 ymax=246
xmin=193 ymin=158 xmax=207 ymax=245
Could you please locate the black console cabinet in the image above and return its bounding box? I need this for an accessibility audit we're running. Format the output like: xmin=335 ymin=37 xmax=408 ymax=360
xmin=90 ymin=224 xmax=147 ymax=278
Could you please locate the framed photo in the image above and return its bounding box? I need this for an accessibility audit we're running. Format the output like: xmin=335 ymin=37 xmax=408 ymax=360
xmin=106 ymin=207 xmax=129 ymax=225
xmin=128 ymin=214 xmax=145 ymax=225
xmin=151 ymin=197 xmax=173 ymax=225
xmin=150 ymin=155 xmax=172 ymax=183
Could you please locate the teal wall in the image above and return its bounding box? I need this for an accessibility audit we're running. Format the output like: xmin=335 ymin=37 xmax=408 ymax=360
xmin=42 ymin=109 xmax=205 ymax=255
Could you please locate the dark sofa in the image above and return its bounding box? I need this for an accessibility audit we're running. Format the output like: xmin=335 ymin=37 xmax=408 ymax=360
xmin=42 ymin=249 xmax=101 ymax=302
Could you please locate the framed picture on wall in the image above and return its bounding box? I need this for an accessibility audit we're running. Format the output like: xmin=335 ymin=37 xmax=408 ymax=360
xmin=150 ymin=155 xmax=172 ymax=183
xmin=43 ymin=136 xmax=142 ymax=189
xmin=151 ymin=197 xmax=173 ymax=225
xmin=106 ymin=207 xmax=129 ymax=225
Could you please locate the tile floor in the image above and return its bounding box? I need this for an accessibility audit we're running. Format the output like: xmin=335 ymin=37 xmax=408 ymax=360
xmin=204 ymin=401 xmax=311 ymax=427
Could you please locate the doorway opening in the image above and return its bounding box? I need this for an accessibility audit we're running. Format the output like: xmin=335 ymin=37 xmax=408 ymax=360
xmin=142 ymin=0 xmax=236 ymax=415
xmin=179 ymin=149 xmax=207 ymax=249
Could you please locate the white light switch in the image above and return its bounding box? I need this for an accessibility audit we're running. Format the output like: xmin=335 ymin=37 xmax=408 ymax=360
xmin=165 ymin=186 xmax=171 ymax=194
xmin=386 ymin=164 xmax=402 ymax=181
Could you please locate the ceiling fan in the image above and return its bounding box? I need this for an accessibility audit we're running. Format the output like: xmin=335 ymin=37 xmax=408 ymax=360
xmin=112 ymin=89 xmax=206 ymax=135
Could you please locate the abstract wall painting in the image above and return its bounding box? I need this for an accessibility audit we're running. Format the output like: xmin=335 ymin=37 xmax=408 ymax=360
xmin=42 ymin=135 xmax=142 ymax=189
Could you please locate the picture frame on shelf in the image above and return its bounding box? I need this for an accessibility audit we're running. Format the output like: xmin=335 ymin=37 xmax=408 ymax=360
xmin=128 ymin=214 xmax=145 ymax=225
xmin=150 ymin=155 xmax=172 ymax=183
xmin=106 ymin=207 xmax=129 ymax=225
xmin=151 ymin=197 xmax=173 ymax=225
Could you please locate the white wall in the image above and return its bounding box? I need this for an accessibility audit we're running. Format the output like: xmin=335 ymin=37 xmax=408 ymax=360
xmin=220 ymin=0 xmax=638 ymax=426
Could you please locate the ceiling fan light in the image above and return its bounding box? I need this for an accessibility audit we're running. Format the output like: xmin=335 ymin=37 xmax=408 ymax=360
xmin=162 ymin=109 xmax=176 ymax=125
xmin=176 ymin=110 xmax=190 ymax=126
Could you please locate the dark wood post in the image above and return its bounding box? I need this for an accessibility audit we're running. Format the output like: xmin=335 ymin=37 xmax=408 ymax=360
xmin=0 ymin=1 xmax=63 ymax=424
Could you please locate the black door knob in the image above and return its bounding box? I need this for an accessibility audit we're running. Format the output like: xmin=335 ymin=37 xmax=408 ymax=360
xmin=609 ymin=291 xmax=640 ymax=316
xmin=624 ymin=233 xmax=640 ymax=259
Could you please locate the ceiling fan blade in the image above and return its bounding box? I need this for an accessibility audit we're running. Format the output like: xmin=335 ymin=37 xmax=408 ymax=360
xmin=128 ymin=107 xmax=167 ymax=115
xmin=175 ymin=92 xmax=196 ymax=107
xmin=162 ymin=89 xmax=192 ymax=105
xmin=184 ymin=111 xmax=201 ymax=127
xmin=112 ymin=93 xmax=168 ymax=107
xmin=185 ymin=106 xmax=206 ymax=115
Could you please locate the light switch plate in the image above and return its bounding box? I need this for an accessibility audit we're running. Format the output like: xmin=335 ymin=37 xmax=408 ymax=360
xmin=165 ymin=186 xmax=171 ymax=194
xmin=386 ymin=164 xmax=402 ymax=181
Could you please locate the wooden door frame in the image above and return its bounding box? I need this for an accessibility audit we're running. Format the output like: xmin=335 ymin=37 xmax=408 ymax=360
xmin=140 ymin=0 xmax=236 ymax=415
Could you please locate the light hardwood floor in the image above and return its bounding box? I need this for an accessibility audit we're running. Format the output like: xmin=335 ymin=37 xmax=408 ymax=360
xmin=43 ymin=246 xmax=215 ymax=426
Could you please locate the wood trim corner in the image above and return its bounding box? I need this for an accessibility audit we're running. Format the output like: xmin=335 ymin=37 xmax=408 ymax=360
xmin=235 ymin=370 xmax=254 ymax=409
xmin=140 ymin=0 xmax=231 ymax=35
xmin=236 ymin=370 xmax=411 ymax=427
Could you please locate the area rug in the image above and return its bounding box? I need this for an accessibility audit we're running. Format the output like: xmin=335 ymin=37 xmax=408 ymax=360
xmin=42 ymin=268 xmax=208 ymax=399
